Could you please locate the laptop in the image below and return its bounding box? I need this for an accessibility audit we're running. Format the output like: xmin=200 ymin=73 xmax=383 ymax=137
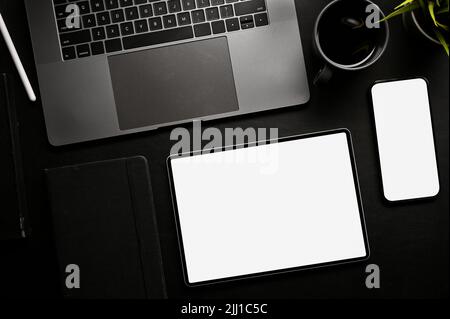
xmin=25 ymin=0 xmax=310 ymax=146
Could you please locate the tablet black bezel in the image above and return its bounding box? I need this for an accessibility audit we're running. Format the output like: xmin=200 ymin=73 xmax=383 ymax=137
xmin=167 ymin=128 xmax=370 ymax=287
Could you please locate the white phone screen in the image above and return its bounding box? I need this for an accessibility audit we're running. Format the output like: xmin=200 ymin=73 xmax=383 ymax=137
xmin=371 ymin=78 xmax=440 ymax=202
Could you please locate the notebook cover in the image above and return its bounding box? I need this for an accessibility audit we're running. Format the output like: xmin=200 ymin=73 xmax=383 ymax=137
xmin=0 ymin=73 xmax=28 ymax=240
xmin=46 ymin=156 xmax=167 ymax=299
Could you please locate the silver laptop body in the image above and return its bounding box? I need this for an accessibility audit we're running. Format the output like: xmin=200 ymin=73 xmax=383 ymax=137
xmin=25 ymin=0 xmax=309 ymax=146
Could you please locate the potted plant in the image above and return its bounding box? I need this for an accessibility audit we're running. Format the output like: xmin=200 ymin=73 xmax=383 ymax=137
xmin=383 ymin=0 xmax=449 ymax=55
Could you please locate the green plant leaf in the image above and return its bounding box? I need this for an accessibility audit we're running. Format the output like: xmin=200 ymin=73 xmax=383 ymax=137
xmin=418 ymin=0 xmax=429 ymax=18
xmin=434 ymin=29 xmax=449 ymax=55
xmin=380 ymin=2 xmax=420 ymax=21
xmin=385 ymin=0 xmax=449 ymax=56
xmin=429 ymin=1 xmax=450 ymax=30
xmin=429 ymin=1 xmax=439 ymax=25
xmin=395 ymin=0 xmax=416 ymax=9
xmin=436 ymin=0 xmax=449 ymax=13
xmin=438 ymin=23 xmax=449 ymax=31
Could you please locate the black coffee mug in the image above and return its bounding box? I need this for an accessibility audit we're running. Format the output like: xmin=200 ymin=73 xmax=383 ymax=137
xmin=313 ymin=0 xmax=389 ymax=85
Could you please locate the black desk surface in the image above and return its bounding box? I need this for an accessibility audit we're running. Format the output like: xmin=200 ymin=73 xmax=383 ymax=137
xmin=0 ymin=0 xmax=448 ymax=298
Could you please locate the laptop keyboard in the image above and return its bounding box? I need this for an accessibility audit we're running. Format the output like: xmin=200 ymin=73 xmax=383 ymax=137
xmin=53 ymin=0 xmax=270 ymax=61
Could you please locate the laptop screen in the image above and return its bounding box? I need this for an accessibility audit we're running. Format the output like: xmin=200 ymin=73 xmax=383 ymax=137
xmin=168 ymin=130 xmax=368 ymax=285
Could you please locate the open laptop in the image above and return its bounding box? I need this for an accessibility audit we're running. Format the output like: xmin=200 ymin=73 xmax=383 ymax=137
xmin=25 ymin=0 xmax=309 ymax=146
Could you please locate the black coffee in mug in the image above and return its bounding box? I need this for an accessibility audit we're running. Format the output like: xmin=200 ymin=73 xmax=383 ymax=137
xmin=318 ymin=0 xmax=382 ymax=66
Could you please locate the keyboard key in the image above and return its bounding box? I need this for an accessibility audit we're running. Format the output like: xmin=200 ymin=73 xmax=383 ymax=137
xmin=119 ymin=0 xmax=133 ymax=7
xmin=182 ymin=0 xmax=196 ymax=10
xmin=134 ymin=19 xmax=149 ymax=33
xmin=168 ymin=0 xmax=182 ymax=13
xmin=82 ymin=14 xmax=97 ymax=28
xmin=219 ymin=5 xmax=233 ymax=18
xmin=91 ymin=41 xmax=105 ymax=55
xmin=134 ymin=0 xmax=147 ymax=4
xmin=57 ymin=19 xmax=72 ymax=33
xmin=254 ymin=12 xmax=268 ymax=26
xmin=62 ymin=46 xmax=76 ymax=60
xmin=76 ymin=43 xmax=91 ymax=58
xmin=105 ymin=0 xmax=119 ymax=10
xmin=120 ymin=22 xmax=134 ymax=35
xmin=211 ymin=0 xmax=224 ymax=5
xmin=163 ymin=15 xmax=178 ymax=28
xmin=92 ymin=26 xmax=106 ymax=40
xmin=139 ymin=4 xmax=153 ymax=18
xmin=78 ymin=1 xmax=91 ymax=15
xmin=55 ymin=5 xmax=70 ymax=19
xmin=177 ymin=12 xmax=191 ymax=26
xmin=240 ymin=15 xmax=254 ymax=29
xmin=97 ymin=11 xmax=111 ymax=25
xmin=194 ymin=22 xmax=211 ymax=37
xmin=225 ymin=17 xmax=239 ymax=31
xmin=90 ymin=0 xmax=105 ymax=12
xmin=60 ymin=30 xmax=92 ymax=46
xmin=105 ymin=38 xmax=123 ymax=52
xmin=111 ymin=9 xmax=125 ymax=22
xmin=196 ymin=0 xmax=210 ymax=8
xmin=149 ymin=17 xmax=163 ymax=30
xmin=234 ymin=0 xmax=266 ymax=16
xmin=106 ymin=24 xmax=120 ymax=38
xmin=191 ymin=10 xmax=205 ymax=23
xmin=125 ymin=6 xmax=139 ymax=20
xmin=211 ymin=20 xmax=225 ymax=34
xmin=205 ymin=7 xmax=219 ymax=21
xmin=122 ymin=26 xmax=194 ymax=50
xmin=153 ymin=2 xmax=167 ymax=16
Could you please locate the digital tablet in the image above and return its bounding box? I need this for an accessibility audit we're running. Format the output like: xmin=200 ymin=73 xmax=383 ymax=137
xmin=167 ymin=129 xmax=369 ymax=286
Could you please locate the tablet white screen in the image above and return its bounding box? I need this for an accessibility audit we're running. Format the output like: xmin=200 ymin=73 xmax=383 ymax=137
xmin=170 ymin=132 xmax=368 ymax=284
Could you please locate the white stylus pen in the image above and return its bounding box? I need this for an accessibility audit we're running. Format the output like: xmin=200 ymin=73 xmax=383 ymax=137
xmin=0 ymin=13 xmax=36 ymax=102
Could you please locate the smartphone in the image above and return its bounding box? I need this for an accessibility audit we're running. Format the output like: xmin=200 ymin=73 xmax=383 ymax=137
xmin=370 ymin=78 xmax=440 ymax=202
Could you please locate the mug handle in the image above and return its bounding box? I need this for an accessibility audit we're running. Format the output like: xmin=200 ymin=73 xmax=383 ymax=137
xmin=313 ymin=64 xmax=333 ymax=85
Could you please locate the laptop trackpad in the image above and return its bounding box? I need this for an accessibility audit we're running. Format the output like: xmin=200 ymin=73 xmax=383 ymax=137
xmin=108 ymin=37 xmax=239 ymax=131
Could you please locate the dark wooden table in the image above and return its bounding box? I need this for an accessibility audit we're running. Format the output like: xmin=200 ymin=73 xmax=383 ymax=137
xmin=0 ymin=0 xmax=448 ymax=298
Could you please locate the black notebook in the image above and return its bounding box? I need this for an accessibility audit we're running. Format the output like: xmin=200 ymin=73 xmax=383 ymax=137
xmin=46 ymin=156 xmax=167 ymax=299
xmin=0 ymin=73 xmax=28 ymax=240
